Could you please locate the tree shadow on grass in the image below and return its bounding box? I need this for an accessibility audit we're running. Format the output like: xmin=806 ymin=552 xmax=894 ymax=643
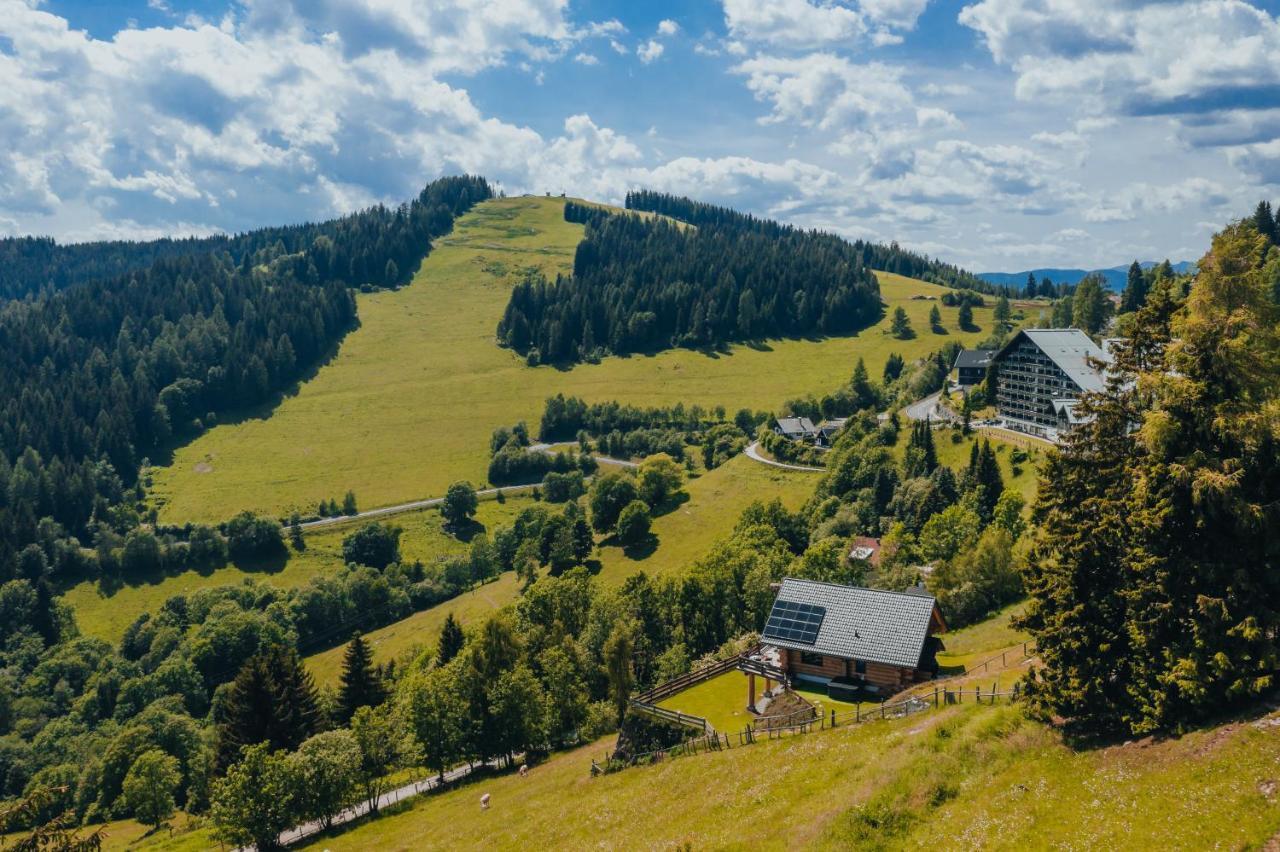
xmin=445 ymin=518 xmax=487 ymax=544
xmin=84 ymin=546 xmax=290 ymax=599
xmin=649 ymin=491 xmax=690 ymax=520
xmin=1057 ymin=690 xmax=1280 ymax=754
xmin=621 ymin=533 xmax=660 ymax=561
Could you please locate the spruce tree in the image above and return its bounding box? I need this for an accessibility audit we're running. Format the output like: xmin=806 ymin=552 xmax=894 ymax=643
xmin=1252 ymin=200 xmax=1277 ymax=245
xmin=337 ymin=635 xmax=385 ymax=723
xmin=1021 ymin=218 xmax=1280 ymax=735
xmin=216 ymin=645 xmax=321 ymax=770
xmin=1121 ymin=260 xmax=1147 ymax=313
xmin=437 ymin=613 xmax=465 ymax=666
xmin=975 ymin=440 xmax=1003 ymax=521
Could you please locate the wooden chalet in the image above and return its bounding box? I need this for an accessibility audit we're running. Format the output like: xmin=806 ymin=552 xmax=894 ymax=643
xmin=762 ymin=578 xmax=946 ymax=701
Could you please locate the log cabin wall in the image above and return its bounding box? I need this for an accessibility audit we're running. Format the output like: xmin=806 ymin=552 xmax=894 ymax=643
xmin=782 ymin=649 xmax=917 ymax=691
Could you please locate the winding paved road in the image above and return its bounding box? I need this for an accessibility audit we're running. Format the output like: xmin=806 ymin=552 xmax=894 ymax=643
xmin=743 ymin=442 xmax=825 ymax=473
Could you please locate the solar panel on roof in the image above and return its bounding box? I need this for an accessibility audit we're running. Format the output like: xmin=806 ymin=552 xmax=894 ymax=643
xmin=763 ymin=599 xmax=826 ymax=645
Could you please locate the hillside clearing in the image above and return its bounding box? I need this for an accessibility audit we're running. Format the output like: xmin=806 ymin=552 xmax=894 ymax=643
xmin=149 ymin=196 xmax=998 ymax=525
xmin=291 ymin=699 xmax=1280 ymax=851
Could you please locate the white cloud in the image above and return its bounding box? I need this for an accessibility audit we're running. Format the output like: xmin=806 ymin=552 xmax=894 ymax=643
xmin=657 ymin=19 xmax=680 ymax=36
xmin=920 ymin=82 xmax=973 ymax=97
xmin=638 ymin=39 xmax=665 ymax=63
xmin=733 ymin=54 xmax=912 ymax=131
xmin=857 ymin=0 xmax=930 ymax=29
xmin=1032 ymin=130 xmax=1084 ymax=148
xmin=0 ymin=1 xmax=652 ymax=238
xmin=1083 ymin=177 xmax=1231 ymax=223
xmin=722 ymin=0 xmax=867 ymax=49
xmin=959 ymin=1 xmax=1280 ymax=130
xmin=574 ymin=52 xmax=599 ymax=65
xmin=916 ymin=106 xmax=962 ymax=130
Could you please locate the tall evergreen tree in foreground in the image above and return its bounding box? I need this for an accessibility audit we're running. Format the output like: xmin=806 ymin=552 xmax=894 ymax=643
xmin=216 ymin=645 xmax=321 ymax=770
xmin=1021 ymin=218 xmax=1280 ymax=735
xmin=337 ymin=634 xmax=386 ymax=723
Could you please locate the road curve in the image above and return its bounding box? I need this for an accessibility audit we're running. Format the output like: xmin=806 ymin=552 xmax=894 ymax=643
xmin=743 ymin=442 xmax=825 ymax=473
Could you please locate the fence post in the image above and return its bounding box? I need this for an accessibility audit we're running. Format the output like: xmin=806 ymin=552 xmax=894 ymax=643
xmin=831 ymin=709 xmax=837 ymax=727
xmin=933 ymin=687 xmax=938 ymax=708
xmin=856 ymin=703 xmax=860 ymax=722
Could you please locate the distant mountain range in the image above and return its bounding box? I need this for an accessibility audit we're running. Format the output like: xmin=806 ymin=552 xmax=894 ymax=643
xmin=978 ymin=260 xmax=1196 ymax=292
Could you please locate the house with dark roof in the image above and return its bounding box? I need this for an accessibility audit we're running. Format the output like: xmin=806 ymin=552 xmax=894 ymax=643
xmin=952 ymin=348 xmax=995 ymax=387
xmin=772 ymin=416 xmax=817 ymax=441
xmin=814 ymin=418 xmax=848 ymax=448
xmin=762 ymin=578 xmax=946 ymax=701
xmin=992 ymin=328 xmax=1110 ymax=439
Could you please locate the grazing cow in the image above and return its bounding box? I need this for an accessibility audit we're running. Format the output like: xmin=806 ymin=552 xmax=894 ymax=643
xmin=480 ymin=793 xmax=491 ymax=810
xmin=519 ymin=764 xmax=529 ymax=777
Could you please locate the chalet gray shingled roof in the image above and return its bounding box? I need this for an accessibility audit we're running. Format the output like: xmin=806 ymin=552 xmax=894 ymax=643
xmin=775 ymin=416 xmax=816 ymax=436
xmin=763 ymin=577 xmax=939 ymax=669
xmin=996 ymin=328 xmax=1110 ymax=393
xmin=953 ymin=349 xmax=995 ymax=370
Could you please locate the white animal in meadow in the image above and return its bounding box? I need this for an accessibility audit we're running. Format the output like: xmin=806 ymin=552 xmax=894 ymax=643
xmin=480 ymin=793 xmax=491 ymax=810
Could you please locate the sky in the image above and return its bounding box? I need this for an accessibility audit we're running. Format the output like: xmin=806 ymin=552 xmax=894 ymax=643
xmin=3 ymin=1 xmax=1280 ymax=271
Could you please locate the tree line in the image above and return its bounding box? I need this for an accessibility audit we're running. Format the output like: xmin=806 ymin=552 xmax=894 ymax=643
xmin=624 ymin=191 xmax=998 ymax=294
xmin=498 ymin=195 xmax=883 ymax=364
xmin=0 ymin=176 xmax=492 ymax=302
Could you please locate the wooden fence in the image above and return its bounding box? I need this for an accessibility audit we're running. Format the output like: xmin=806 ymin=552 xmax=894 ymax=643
xmin=627 ymin=701 xmax=710 ymax=734
xmin=593 ymin=683 xmax=1022 ymax=775
xmin=961 ymin=641 xmax=1036 ymax=677
xmin=631 ymin=654 xmax=747 ymax=705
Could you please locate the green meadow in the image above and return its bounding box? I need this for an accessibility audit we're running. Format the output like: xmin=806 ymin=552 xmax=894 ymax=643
xmin=304 ymin=453 xmax=816 ymax=686
xmin=65 ymin=494 xmax=528 ymax=644
xmin=288 ymin=699 xmax=1280 ymax=851
xmin=149 ymin=195 xmax=998 ymax=525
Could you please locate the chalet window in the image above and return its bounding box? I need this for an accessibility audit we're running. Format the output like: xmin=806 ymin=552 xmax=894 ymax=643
xmin=800 ymin=651 xmax=824 ymax=666
xmin=855 ymin=659 xmax=867 ymax=675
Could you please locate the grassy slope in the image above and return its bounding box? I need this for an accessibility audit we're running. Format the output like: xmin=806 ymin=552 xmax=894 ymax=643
xmin=149 ymin=196 xmax=997 ymax=525
xmin=304 ymin=454 xmax=816 ymax=686
xmin=294 ymin=701 xmax=1280 ymax=851
xmin=66 ymin=494 xmax=529 ymax=644
xmin=894 ymin=426 xmax=1044 ymax=505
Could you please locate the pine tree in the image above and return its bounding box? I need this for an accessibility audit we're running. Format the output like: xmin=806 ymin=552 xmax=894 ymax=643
xmin=337 ymin=635 xmax=386 ymax=723
xmin=438 ymin=613 xmax=465 ymax=666
xmin=889 ymin=307 xmax=914 ymax=339
xmin=1252 ymin=200 xmax=1278 ymax=245
xmin=957 ymin=302 xmax=974 ymax=331
xmin=975 ymin=440 xmax=1003 ymax=521
xmin=1121 ymin=260 xmax=1147 ymax=313
xmin=928 ymin=304 xmax=943 ymax=332
xmin=216 ymin=645 xmax=321 ymax=770
xmin=994 ymin=295 xmax=1011 ymax=330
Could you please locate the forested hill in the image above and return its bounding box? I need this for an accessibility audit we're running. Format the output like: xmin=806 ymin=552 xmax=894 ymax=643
xmin=0 ymin=175 xmax=492 ymax=301
xmin=625 ymin=190 xmax=994 ymax=294
xmin=0 ymin=175 xmax=491 ymax=584
xmin=497 ymin=196 xmax=884 ymax=365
